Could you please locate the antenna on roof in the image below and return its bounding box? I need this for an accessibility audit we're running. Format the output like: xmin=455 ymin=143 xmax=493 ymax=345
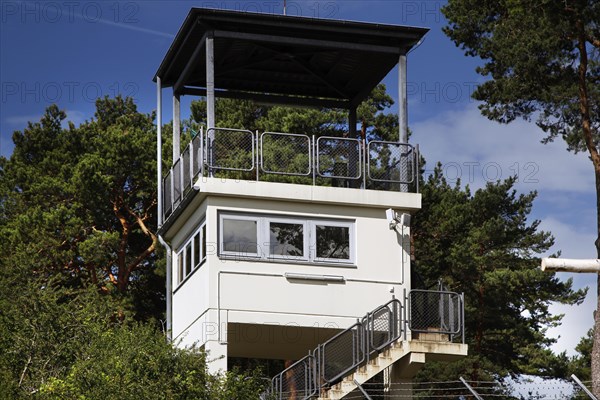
xmin=283 ymin=0 xmax=286 ymax=15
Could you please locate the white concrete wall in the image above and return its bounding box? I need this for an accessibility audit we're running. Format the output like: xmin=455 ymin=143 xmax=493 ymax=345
xmin=169 ymin=179 xmax=418 ymax=352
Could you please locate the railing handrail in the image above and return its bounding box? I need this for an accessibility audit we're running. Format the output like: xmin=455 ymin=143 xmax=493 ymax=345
xmin=316 ymin=135 xmax=362 ymax=180
xmin=206 ymin=127 xmax=255 ymax=172
xmin=367 ymin=140 xmax=416 ymax=184
xmin=407 ymin=289 xmax=464 ymax=336
xmin=162 ymin=127 xmax=420 ymax=221
xmin=263 ymin=292 xmax=464 ymax=400
xmin=260 ymin=131 xmax=312 ymax=177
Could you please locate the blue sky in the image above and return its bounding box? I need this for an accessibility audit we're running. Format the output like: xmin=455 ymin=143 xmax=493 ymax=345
xmin=1 ymin=0 xmax=597 ymax=356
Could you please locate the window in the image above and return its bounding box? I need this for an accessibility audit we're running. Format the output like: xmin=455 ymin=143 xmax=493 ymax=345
xmin=315 ymin=224 xmax=350 ymax=261
xmin=218 ymin=212 xmax=354 ymax=264
xmin=221 ymin=216 xmax=259 ymax=257
xmin=176 ymin=220 xmax=207 ymax=284
xmin=269 ymin=220 xmax=307 ymax=260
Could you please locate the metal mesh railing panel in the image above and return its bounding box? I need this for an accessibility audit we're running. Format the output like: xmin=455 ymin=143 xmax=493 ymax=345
xmin=163 ymin=172 xmax=172 ymax=219
xmin=366 ymin=300 xmax=402 ymax=352
xmin=207 ymin=128 xmax=255 ymax=172
xmin=272 ymin=356 xmax=315 ymax=400
xmin=409 ymin=290 xmax=462 ymax=335
xmin=172 ymin=159 xmax=182 ymax=204
xmin=321 ymin=324 xmax=363 ymax=383
xmin=368 ymin=141 xmax=416 ymax=184
xmin=260 ymin=132 xmax=311 ymax=176
xmin=316 ymin=137 xmax=361 ymax=179
xmin=192 ymin=134 xmax=202 ymax=178
xmin=182 ymin=145 xmax=191 ymax=193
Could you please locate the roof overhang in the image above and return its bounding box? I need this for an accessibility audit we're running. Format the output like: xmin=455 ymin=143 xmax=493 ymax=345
xmin=154 ymin=8 xmax=428 ymax=108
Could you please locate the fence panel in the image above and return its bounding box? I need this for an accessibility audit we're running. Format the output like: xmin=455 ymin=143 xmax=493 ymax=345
xmin=271 ymin=355 xmax=316 ymax=400
xmin=172 ymin=159 xmax=182 ymax=205
xmin=321 ymin=323 xmax=364 ymax=384
xmin=365 ymin=299 xmax=402 ymax=353
xmin=206 ymin=128 xmax=255 ymax=172
xmin=192 ymin=134 xmax=202 ymax=178
xmin=260 ymin=132 xmax=311 ymax=176
xmin=316 ymin=137 xmax=361 ymax=180
xmin=163 ymin=171 xmax=172 ymax=219
xmin=408 ymin=290 xmax=462 ymax=336
xmin=367 ymin=141 xmax=416 ymax=184
xmin=182 ymin=145 xmax=191 ymax=193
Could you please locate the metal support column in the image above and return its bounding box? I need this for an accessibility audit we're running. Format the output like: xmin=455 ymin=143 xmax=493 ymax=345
xmin=157 ymin=77 xmax=163 ymax=227
xmin=157 ymin=77 xmax=172 ymax=341
xmin=348 ymin=107 xmax=360 ymax=188
xmin=398 ymin=52 xmax=408 ymax=191
xmin=172 ymin=93 xmax=181 ymax=163
xmin=349 ymin=107 xmax=357 ymax=137
xmin=206 ymin=34 xmax=215 ymax=177
xmin=398 ymin=52 xmax=408 ymax=144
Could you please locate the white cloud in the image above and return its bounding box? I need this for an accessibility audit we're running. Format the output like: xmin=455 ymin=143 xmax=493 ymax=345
xmin=540 ymin=217 xmax=597 ymax=260
xmin=412 ymin=105 xmax=593 ymax=194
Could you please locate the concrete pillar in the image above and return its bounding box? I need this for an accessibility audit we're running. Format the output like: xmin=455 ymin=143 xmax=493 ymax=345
xmin=384 ymin=352 xmax=425 ymax=399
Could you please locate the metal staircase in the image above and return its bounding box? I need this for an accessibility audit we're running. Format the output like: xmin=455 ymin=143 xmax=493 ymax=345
xmin=261 ymin=290 xmax=465 ymax=400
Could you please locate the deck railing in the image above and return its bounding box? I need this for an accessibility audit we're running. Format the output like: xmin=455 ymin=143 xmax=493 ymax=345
xmin=261 ymin=290 xmax=464 ymax=400
xmin=162 ymin=127 xmax=419 ymax=221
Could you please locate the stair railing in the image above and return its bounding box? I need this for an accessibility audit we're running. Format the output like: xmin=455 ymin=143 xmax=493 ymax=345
xmin=264 ymin=298 xmax=402 ymax=400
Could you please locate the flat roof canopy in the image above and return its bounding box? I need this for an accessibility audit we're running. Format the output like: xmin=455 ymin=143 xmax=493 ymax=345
xmin=154 ymin=8 xmax=428 ymax=108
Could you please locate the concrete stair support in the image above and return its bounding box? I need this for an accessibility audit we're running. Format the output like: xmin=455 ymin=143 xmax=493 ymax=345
xmin=318 ymin=339 xmax=467 ymax=400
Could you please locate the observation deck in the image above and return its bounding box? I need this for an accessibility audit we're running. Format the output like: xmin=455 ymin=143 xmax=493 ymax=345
xmin=154 ymin=8 xmax=428 ymax=228
xmin=161 ymin=127 xmax=420 ymax=224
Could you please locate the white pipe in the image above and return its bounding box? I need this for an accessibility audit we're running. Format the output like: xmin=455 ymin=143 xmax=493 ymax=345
xmin=159 ymin=236 xmax=172 ymax=341
xmin=541 ymin=258 xmax=600 ymax=273
xmin=157 ymin=77 xmax=163 ymax=227
xmin=156 ymin=78 xmax=172 ymax=340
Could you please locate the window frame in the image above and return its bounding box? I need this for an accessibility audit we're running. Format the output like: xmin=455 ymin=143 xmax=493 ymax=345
xmin=218 ymin=212 xmax=355 ymax=265
xmin=219 ymin=214 xmax=261 ymax=259
xmin=264 ymin=217 xmax=309 ymax=262
xmin=175 ymin=220 xmax=207 ymax=286
xmin=311 ymin=220 xmax=354 ymax=264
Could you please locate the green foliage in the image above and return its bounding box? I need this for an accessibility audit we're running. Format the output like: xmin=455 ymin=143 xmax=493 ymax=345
xmin=0 ymin=97 xmax=161 ymax=306
xmin=189 ymin=83 xmax=395 ymax=140
xmin=442 ymin=0 xmax=599 ymax=389
xmin=442 ymin=0 xmax=599 ymax=152
xmin=570 ymin=329 xmax=593 ymax=380
xmin=36 ymin=323 xmax=211 ymax=400
xmin=187 ymin=84 xmax=402 ymax=187
xmin=0 ymin=98 xmax=269 ymax=398
xmin=413 ymin=165 xmax=586 ymax=381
